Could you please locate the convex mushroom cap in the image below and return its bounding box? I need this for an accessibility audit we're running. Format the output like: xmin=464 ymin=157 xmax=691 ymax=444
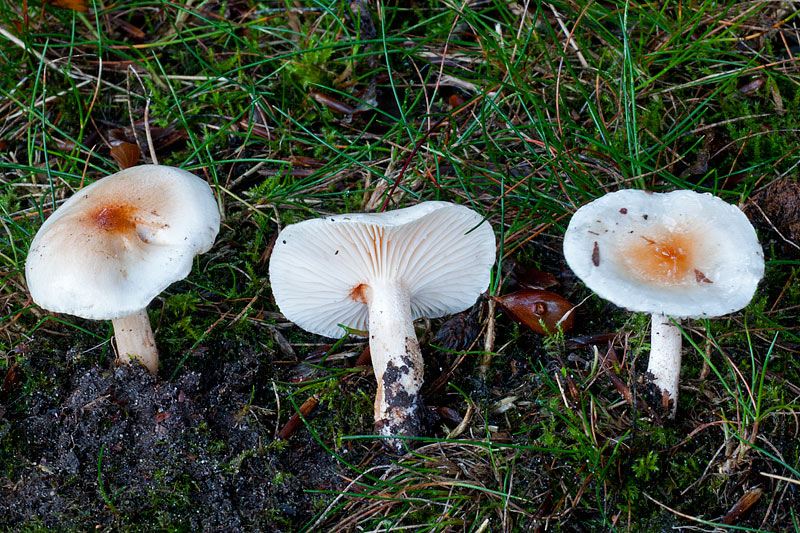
xmin=26 ymin=164 xmax=220 ymax=320
xmin=269 ymin=201 xmax=496 ymax=448
xmin=25 ymin=164 xmax=220 ymax=374
xmin=563 ymin=189 xmax=764 ymax=318
xmin=563 ymin=189 xmax=764 ymax=416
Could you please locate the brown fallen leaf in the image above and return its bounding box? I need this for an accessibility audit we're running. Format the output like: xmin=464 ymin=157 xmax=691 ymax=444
xmin=448 ymin=93 xmax=465 ymax=108
xmin=434 ymin=406 xmax=462 ymax=426
xmin=114 ymin=19 xmax=146 ymax=40
xmin=109 ymin=121 xmax=189 ymax=154
xmin=236 ymin=118 xmax=273 ymax=141
xmin=55 ymin=138 xmax=77 ymax=151
xmin=109 ymin=141 xmax=140 ymax=170
xmin=722 ymin=487 xmax=762 ymax=525
xmin=746 ymin=178 xmax=800 ymax=249
xmin=310 ymin=91 xmax=356 ymax=114
xmin=738 ymin=78 xmax=764 ymax=97
xmin=48 ymin=0 xmax=88 ymax=12
xmin=289 ymin=156 xmax=325 ymax=168
xmin=0 ymin=363 xmax=21 ymax=402
xmin=511 ymin=264 xmax=559 ymax=290
xmin=565 ymin=332 xmax=618 ymax=349
xmin=355 ymin=346 xmax=371 ymax=367
xmin=144 ymin=125 xmax=189 ymax=151
xmin=492 ymin=289 xmax=575 ymax=335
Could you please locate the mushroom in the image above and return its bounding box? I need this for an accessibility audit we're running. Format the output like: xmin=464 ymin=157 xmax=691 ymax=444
xmin=25 ymin=165 xmax=220 ymax=374
xmin=269 ymin=201 xmax=496 ymax=448
xmin=563 ymin=189 xmax=764 ymax=416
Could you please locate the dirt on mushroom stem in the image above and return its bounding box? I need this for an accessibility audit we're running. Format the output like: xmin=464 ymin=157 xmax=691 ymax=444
xmin=364 ymin=279 xmax=426 ymax=451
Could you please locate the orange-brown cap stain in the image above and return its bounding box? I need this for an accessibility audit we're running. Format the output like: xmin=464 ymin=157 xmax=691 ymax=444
xmin=90 ymin=203 xmax=139 ymax=234
xmin=623 ymin=230 xmax=697 ymax=285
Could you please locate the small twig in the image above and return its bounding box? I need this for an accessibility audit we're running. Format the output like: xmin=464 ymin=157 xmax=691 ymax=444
xmin=6 ymin=80 xmax=93 ymax=121
xmin=127 ymin=66 xmax=158 ymax=164
xmin=446 ymin=401 xmax=473 ymax=439
xmin=0 ymin=25 xmax=90 ymax=82
xmin=643 ymin=492 xmax=714 ymax=525
xmin=307 ymin=464 xmax=391 ymax=531
xmin=277 ymin=395 xmax=320 ymax=440
xmin=549 ymin=3 xmax=589 ymax=69
xmin=479 ymin=298 xmax=496 ymax=380
xmin=143 ymin=95 xmax=157 ymax=164
xmin=378 ymin=116 xmax=447 ymax=212
xmin=750 ymin=202 xmax=800 ymax=252
xmin=760 ymin=471 xmax=800 ymax=486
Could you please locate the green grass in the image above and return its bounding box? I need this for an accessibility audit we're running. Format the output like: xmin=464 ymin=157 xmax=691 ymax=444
xmin=1 ymin=0 xmax=799 ymax=531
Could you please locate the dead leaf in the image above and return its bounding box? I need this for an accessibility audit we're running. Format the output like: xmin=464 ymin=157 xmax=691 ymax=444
xmin=310 ymin=91 xmax=355 ymax=114
xmin=289 ymin=156 xmax=325 ymax=168
xmin=722 ymin=487 xmax=762 ymax=525
xmin=236 ymin=118 xmax=273 ymax=141
xmin=511 ymin=263 xmax=559 ymax=289
xmin=355 ymin=346 xmax=371 ymax=367
xmin=0 ymin=363 xmax=21 ymax=401
xmin=47 ymin=0 xmax=88 ymax=12
xmin=738 ymin=78 xmax=764 ymax=96
xmin=565 ymin=332 xmax=618 ymax=349
xmin=746 ymin=178 xmax=800 ymax=250
xmin=114 ymin=19 xmax=145 ymax=40
xmin=109 ymin=141 xmax=140 ymax=170
xmin=448 ymin=93 xmax=465 ymax=108
xmin=434 ymin=406 xmax=462 ymax=426
xmin=55 ymin=138 xmax=77 ymax=151
xmin=492 ymin=289 xmax=575 ymax=335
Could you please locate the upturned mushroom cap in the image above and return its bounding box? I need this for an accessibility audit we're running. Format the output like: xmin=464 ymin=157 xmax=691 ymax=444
xmin=269 ymin=201 xmax=496 ymax=337
xmin=26 ymin=165 xmax=220 ymax=319
xmin=563 ymin=189 xmax=764 ymax=318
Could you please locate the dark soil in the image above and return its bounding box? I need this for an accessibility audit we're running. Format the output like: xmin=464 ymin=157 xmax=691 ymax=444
xmin=0 ymin=347 xmax=342 ymax=532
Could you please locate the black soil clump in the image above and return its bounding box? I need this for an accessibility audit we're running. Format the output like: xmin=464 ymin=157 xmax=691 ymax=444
xmin=0 ymin=349 xmax=341 ymax=531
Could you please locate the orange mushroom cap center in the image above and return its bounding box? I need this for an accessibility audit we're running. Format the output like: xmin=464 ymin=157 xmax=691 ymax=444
xmin=619 ymin=226 xmax=701 ymax=286
xmin=89 ymin=203 xmax=139 ymax=234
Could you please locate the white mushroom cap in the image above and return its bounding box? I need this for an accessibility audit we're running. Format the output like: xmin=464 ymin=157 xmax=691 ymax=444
xmin=269 ymin=201 xmax=496 ymax=337
xmin=26 ymin=165 xmax=220 ymax=320
xmin=563 ymin=189 xmax=764 ymax=318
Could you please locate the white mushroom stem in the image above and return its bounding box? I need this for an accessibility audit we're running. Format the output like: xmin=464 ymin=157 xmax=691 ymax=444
xmin=112 ymin=309 xmax=158 ymax=374
xmin=647 ymin=313 xmax=682 ymax=417
xmin=365 ymin=279 xmax=424 ymax=445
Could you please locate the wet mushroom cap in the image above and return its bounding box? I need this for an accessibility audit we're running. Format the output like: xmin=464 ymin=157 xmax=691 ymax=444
xmin=25 ymin=165 xmax=220 ymax=320
xmin=563 ymin=189 xmax=764 ymax=318
xmin=269 ymin=201 xmax=496 ymax=338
